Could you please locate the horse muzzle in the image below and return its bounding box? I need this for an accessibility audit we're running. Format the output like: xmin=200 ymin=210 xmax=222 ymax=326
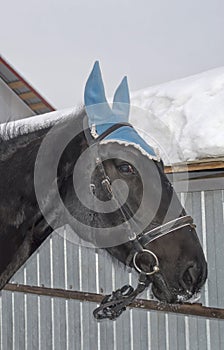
xmin=151 ymin=259 xmax=208 ymax=304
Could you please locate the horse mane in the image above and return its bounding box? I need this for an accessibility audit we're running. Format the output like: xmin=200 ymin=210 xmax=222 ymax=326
xmin=0 ymin=105 xmax=85 ymax=162
xmin=0 ymin=105 xmax=85 ymax=141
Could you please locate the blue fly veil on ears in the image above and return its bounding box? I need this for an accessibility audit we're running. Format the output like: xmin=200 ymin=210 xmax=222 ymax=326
xmin=84 ymin=61 xmax=159 ymax=161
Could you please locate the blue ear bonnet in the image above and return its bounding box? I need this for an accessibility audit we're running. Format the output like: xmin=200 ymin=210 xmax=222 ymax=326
xmin=84 ymin=61 xmax=159 ymax=160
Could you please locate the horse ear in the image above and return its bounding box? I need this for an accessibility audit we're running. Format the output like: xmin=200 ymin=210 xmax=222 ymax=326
xmin=84 ymin=61 xmax=108 ymax=106
xmin=112 ymin=76 xmax=130 ymax=119
xmin=84 ymin=61 xmax=112 ymax=127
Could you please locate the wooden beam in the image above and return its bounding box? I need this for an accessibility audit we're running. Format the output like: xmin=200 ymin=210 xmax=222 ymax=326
xmin=8 ymin=80 xmax=26 ymax=89
xmin=19 ymin=91 xmax=36 ymax=100
xmin=4 ymin=283 xmax=224 ymax=320
xmin=165 ymin=158 xmax=224 ymax=173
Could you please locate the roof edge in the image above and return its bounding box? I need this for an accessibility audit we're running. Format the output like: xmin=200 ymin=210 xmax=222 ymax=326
xmin=0 ymin=55 xmax=55 ymax=114
xmin=165 ymin=157 xmax=224 ymax=173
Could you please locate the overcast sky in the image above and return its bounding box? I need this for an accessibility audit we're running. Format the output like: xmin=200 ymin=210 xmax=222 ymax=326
xmin=1 ymin=0 xmax=224 ymax=109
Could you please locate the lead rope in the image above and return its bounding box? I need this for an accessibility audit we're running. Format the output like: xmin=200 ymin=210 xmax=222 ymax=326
xmin=93 ymin=272 xmax=151 ymax=320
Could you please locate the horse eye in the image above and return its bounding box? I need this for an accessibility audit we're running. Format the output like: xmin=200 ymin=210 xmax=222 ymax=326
xmin=117 ymin=163 xmax=136 ymax=174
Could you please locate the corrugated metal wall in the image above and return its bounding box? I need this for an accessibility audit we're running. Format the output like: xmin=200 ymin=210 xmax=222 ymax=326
xmin=0 ymin=185 xmax=224 ymax=350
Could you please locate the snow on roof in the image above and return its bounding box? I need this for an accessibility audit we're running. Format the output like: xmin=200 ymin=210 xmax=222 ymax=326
xmin=1 ymin=66 xmax=223 ymax=166
xmin=0 ymin=106 xmax=81 ymax=140
xmin=131 ymin=67 xmax=224 ymax=165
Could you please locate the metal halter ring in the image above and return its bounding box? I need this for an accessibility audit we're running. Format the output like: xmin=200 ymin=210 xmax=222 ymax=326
xmin=133 ymin=249 xmax=160 ymax=275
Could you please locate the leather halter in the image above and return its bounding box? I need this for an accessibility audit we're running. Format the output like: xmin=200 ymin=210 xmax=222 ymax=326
xmin=85 ymin=120 xmax=195 ymax=272
xmin=84 ymin=120 xmax=196 ymax=320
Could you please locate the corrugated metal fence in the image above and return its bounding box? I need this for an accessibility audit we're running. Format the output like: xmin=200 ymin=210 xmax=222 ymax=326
xmin=0 ymin=177 xmax=224 ymax=350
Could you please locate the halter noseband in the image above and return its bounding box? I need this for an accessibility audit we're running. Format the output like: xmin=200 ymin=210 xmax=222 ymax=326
xmin=85 ymin=120 xmax=196 ymax=320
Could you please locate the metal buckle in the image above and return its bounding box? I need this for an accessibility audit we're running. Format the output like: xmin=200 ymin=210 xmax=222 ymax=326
xmin=133 ymin=249 xmax=160 ymax=275
xmin=90 ymin=183 xmax=96 ymax=195
xmin=101 ymin=177 xmax=113 ymax=197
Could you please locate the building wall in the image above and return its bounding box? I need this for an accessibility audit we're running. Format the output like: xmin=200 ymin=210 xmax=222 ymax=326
xmin=0 ymin=177 xmax=223 ymax=350
xmin=0 ymin=79 xmax=34 ymax=122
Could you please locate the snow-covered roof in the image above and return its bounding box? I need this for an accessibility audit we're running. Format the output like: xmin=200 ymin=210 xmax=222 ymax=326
xmin=131 ymin=67 xmax=224 ymax=165
xmin=1 ymin=66 xmax=223 ymax=168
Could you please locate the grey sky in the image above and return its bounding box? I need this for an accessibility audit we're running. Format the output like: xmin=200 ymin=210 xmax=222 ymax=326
xmin=1 ymin=0 xmax=224 ymax=109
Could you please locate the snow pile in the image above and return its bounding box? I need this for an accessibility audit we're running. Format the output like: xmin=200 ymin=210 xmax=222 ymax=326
xmin=131 ymin=67 xmax=224 ymax=164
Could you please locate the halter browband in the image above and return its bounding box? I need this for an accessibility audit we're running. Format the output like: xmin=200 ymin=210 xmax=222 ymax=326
xmin=91 ymin=122 xmax=133 ymax=143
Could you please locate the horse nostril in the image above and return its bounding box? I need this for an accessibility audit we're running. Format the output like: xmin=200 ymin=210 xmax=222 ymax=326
xmin=180 ymin=264 xmax=199 ymax=291
xmin=183 ymin=269 xmax=193 ymax=286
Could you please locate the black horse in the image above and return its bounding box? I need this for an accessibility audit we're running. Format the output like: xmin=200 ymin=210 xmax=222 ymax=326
xmin=0 ymin=62 xmax=207 ymax=318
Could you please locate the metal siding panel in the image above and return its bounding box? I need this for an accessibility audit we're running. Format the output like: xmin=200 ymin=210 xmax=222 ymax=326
xmin=148 ymin=312 xmax=159 ymax=350
xmin=197 ymin=317 xmax=209 ymax=350
xmin=26 ymin=294 xmax=39 ymax=350
xmin=99 ymin=319 xmax=114 ymax=350
xmin=52 ymin=298 xmax=67 ymax=350
xmin=140 ymin=309 xmax=150 ymax=350
xmin=68 ymin=299 xmax=81 ymax=350
xmin=82 ymin=246 xmax=97 ymax=293
xmin=204 ymin=191 xmax=219 ymax=307
xmin=39 ymin=296 xmax=53 ymax=349
xmin=182 ymin=191 xmax=193 ymax=216
xmin=10 ymin=264 xmax=25 ymax=284
xmin=65 ymin=233 xmax=80 ymax=291
xmin=113 ymin=311 xmax=124 ymax=349
xmin=177 ymin=315 xmax=187 ymax=350
xmin=1 ymin=188 xmax=224 ymax=349
xmin=192 ymin=192 xmax=206 ymax=305
xmin=186 ymin=316 xmax=200 ymax=350
xmin=1 ymin=291 xmax=13 ymax=350
xmin=132 ymin=308 xmax=148 ymax=350
xmin=210 ymin=320 xmax=220 ymax=350
xmin=13 ymin=292 xmax=25 ymax=350
xmin=98 ymin=249 xmax=113 ymax=294
xmin=157 ymin=313 xmax=167 ymax=350
xmin=25 ymin=255 xmax=38 ymax=286
xmin=212 ymin=191 xmax=224 ymax=308
xmin=51 ymin=233 xmax=66 ymax=289
xmin=82 ymin=301 xmax=98 ymax=350
xmin=39 ymin=238 xmax=52 ymax=288
xmin=192 ymin=191 xmax=203 ymax=242
xmin=186 ymin=317 xmax=209 ymax=350
xmin=219 ymin=320 xmax=224 ymax=349
xmin=121 ymin=311 xmax=132 ymax=350
xmin=167 ymin=314 xmax=178 ymax=350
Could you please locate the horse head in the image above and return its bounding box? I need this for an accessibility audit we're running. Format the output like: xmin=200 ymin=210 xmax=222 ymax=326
xmin=80 ymin=61 xmax=207 ymax=306
xmin=0 ymin=62 xmax=207 ymax=313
